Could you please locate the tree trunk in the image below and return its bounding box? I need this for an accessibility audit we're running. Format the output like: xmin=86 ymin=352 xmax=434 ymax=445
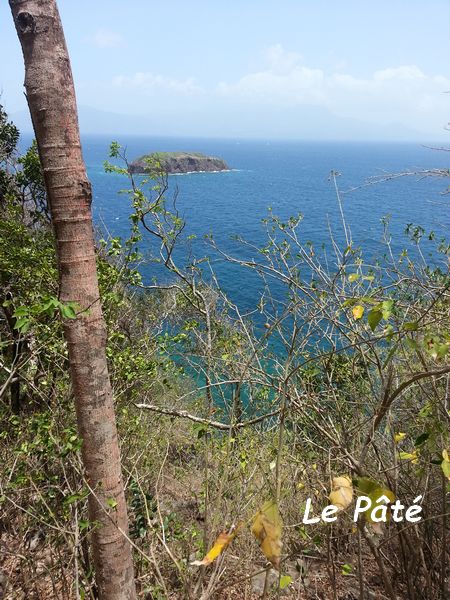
xmin=9 ymin=1 xmax=136 ymax=598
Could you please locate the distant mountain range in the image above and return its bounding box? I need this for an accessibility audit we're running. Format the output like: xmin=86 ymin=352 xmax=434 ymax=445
xmin=10 ymin=104 xmax=439 ymax=142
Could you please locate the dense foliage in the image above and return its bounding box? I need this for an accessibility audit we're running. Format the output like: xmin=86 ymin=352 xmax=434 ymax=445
xmin=1 ymin=108 xmax=449 ymax=599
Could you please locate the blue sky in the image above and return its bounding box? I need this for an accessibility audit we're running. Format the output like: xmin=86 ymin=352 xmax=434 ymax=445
xmin=1 ymin=0 xmax=450 ymax=140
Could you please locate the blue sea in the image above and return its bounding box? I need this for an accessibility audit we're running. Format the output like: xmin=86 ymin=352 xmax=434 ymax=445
xmin=21 ymin=134 xmax=450 ymax=309
xmin=80 ymin=135 xmax=449 ymax=308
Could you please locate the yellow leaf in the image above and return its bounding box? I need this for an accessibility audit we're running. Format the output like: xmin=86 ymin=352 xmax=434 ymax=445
xmin=394 ymin=432 xmax=406 ymax=443
xmin=329 ymin=475 xmax=353 ymax=510
xmin=399 ymin=450 xmax=419 ymax=464
xmin=191 ymin=529 xmax=237 ymax=566
xmin=251 ymin=500 xmax=282 ymax=570
xmin=377 ymin=488 xmax=395 ymax=504
xmin=441 ymin=460 xmax=450 ymax=480
xmin=355 ymin=478 xmax=394 ymax=501
xmin=442 ymin=450 xmax=450 ymax=480
xmin=365 ymin=490 xmax=396 ymax=524
xmin=279 ymin=575 xmax=292 ymax=589
xmin=354 ymin=477 xmax=395 ymax=524
xmin=352 ymin=305 xmax=364 ymax=319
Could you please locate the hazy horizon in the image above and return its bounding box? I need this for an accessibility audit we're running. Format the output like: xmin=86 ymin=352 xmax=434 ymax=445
xmin=11 ymin=104 xmax=449 ymax=145
xmin=2 ymin=0 xmax=450 ymax=142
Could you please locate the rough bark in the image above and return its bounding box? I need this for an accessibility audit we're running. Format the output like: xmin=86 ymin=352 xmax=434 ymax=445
xmin=9 ymin=1 xmax=136 ymax=598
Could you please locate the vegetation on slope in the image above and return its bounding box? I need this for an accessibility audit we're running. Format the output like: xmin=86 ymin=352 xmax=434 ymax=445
xmin=1 ymin=109 xmax=449 ymax=599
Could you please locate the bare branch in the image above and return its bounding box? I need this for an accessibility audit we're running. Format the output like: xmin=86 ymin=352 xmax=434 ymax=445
xmin=134 ymin=403 xmax=280 ymax=430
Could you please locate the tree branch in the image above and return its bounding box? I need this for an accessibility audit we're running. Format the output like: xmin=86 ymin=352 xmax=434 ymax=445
xmin=134 ymin=403 xmax=280 ymax=430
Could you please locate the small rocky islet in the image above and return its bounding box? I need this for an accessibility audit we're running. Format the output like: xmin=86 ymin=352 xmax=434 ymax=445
xmin=128 ymin=151 xmax=230 ymax=175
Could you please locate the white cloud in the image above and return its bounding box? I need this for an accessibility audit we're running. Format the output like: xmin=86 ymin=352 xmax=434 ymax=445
xmin=104 ymin=46 xmax=450 ymax=137
xmin=216 ymin=45 xmax=450 ymax=132
xmin=217 ymin=46 xmax=325 ymax=106
xmin=373 ymin=65 xmax=425 ymax=82
xmin=112 ymin=72 xmax=203 ymax=96
xmin=265 ymin=43 xmax=303 ymax=75
xmin=90 ymin=29 xmax=124 ymax=49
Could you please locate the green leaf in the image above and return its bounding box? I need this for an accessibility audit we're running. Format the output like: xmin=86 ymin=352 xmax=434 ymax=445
xmin=279 ymin=575 xmax=292 ymax=589
xmin=78 ymin=520 xmax=91 ymax=531
xmin=414 ymin=433 xmax=429 ymax=447
xmin=109 ymin=141 xmax=121 ymax=157
xmin=418 ymin=402 xmax=432 ymax=418
xmin=343 ymin=298 xmax=358 ymax=307
xmin=403 ymin=322 xmax=418 ymax=331
xmin=341 ymin=563 xmax=353 ymax=575
xmin=406 ymin=338 xmax=419 ymax=351
xmin=106 ymin=498 xmax=118 ymax=509
xmin=381 ymin=300 xmax=394 ymax=319
xmin=348 ymin=273 xmax=360 ymax=282
xmin=63 ymin=490 xmax=87 ymax=505
xmin=429 ymin=343 xmax=448 ymax=359
xmin=65 ymin=494 xmax=79 ymax=505
xmin=368 ymin=309 xmax=383 ymax=331
xmin=40 ymin=297 xmax=60 ymax=315
xmin=192 ymin=423 xmax=208 ymax=439
xmin=63 ymin=485 xmax=88 ymax=504
xmin=60 ymin=303 xmax=77 ymax=319
xmin=14 ymin=317 xmax=31 ymax=333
